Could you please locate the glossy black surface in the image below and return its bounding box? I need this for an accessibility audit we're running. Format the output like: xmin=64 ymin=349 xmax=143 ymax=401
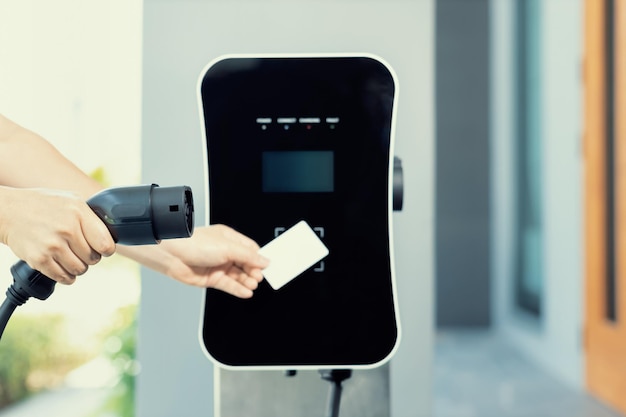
xmin=200 ymin=57 xmax=397 ymax=367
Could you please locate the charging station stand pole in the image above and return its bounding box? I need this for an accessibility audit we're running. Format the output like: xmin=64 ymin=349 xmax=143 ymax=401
xmin=286 ymin=369 xmax=353 ymax=417
xmin=319 ymin=369 xmax=353 ymax=417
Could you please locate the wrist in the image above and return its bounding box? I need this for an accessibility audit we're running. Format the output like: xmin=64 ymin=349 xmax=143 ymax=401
xmin=0 ymin=186 xmax=17 ymax=246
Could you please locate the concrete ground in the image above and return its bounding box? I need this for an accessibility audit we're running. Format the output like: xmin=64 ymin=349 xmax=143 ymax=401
xmin=1 ymin=330 xmax=623 ymax=417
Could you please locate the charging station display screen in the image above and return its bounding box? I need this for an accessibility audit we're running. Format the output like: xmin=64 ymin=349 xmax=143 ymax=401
xmin=262 ymin=151 xmax=334 ymax=193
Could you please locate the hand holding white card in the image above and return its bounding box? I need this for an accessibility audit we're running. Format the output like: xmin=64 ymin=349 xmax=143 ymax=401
xmin=259 ymin=220 xmax=329 ymax=290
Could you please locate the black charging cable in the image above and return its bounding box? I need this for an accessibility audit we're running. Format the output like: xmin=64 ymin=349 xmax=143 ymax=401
xmin=0 ymin=263 xmax=56 ymax=339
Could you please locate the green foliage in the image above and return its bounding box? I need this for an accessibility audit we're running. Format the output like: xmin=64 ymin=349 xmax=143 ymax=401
xmin=0 ymin=290 xmax=138 ymax=415
xmin=92 ymin=304 xmax=138 ymax=417
xmin=0 ymin=314 xmax=88 ymax=408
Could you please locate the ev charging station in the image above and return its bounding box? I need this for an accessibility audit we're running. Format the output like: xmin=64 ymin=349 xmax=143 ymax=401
xmin=139 ymin=1 xmax=434 ymax=417
xmin=198 ymin=55 xmax=401 ymax=370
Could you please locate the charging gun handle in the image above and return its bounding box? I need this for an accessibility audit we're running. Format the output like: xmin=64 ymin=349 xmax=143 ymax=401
xmin=0 ymin=184 xmax=194 ymax=341
xmin=0 ymin=262 xmax=56 ymax=340
xmin=0 ymin=188 xmax=127 ymax=318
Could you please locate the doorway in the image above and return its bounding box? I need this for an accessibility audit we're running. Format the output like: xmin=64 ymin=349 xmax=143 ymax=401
xmin=584 ymin=0 xmax=626 ymax=413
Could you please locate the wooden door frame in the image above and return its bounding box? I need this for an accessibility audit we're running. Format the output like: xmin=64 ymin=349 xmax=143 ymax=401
xmin=584 ymin=0 xmax=626 ymax=411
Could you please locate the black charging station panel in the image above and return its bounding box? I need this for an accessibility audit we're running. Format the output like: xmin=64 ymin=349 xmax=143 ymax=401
xmin=199 ymin=56 xmax=399 ymax=368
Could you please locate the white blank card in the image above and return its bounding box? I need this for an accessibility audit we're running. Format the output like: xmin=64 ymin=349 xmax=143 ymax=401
xmin=259 ymin=220 xmax=329 ymax=290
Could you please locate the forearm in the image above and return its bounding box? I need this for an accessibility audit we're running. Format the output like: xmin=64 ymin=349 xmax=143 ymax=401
xmin=0 ymin=114 xmax=103 ymax=198
xmin=0 ymin=115 xmax=266 ymax=297
xmin=0 ymin=115 xmax=172 ymax=270
xmin=115 ymin=244 xmax=177 ymax=276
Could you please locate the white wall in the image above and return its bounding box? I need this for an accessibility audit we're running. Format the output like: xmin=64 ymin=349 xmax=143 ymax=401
xmin=490 ymin=0 xmax=584 ymax=388
xmin=0 ymin=0 xmax=143 ymax=343
xmin=139 ymin=1 xmax=435 ymax=416
xmin=0 ymin=0 xmax=142 ymax=186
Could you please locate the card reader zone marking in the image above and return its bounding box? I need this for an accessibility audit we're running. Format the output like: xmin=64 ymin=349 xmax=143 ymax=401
xmin=274 ymin=225 xmax=325 ymax=272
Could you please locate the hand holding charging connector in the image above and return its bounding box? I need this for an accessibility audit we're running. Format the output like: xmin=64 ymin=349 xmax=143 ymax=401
xmin=0 ymin=184 xmax=194 ymax=340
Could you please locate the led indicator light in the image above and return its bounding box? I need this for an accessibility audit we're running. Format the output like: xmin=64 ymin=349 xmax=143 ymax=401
xmin=299 ymin=117 xmax=321 ymax=124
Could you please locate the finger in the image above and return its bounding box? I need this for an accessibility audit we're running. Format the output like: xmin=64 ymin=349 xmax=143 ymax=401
xmin=212 ymin=276 xmax=254 ymax=299
xmin=227 ymin=265 xmax=260 ymax=289
xmin=242 ymin=276 xmax=260 ymax=290
xmin=224 ymin=241 xmax=270 ymax=270
xmin=81 ymin=210 xmax=116 ymax=257
xmin=241 ymin=265 xmax=265 ymax=282
xmin=69 ymin=224 xmax=102 ymax=266
xmin=35 ymin=256 xmax=78 ymax=285
xmin=54 ymin=247 xmax=89 ymax=278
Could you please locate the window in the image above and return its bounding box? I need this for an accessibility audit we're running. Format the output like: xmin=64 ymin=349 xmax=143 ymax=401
xmin=514 ymin=0 xmax=543 ymax=316
xmin=604 ymin=0 xmax=618 ymax=321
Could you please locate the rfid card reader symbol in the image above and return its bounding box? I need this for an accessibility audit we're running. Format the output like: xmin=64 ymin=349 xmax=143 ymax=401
xmin=274 ymin=225 xmax=325 ymax=272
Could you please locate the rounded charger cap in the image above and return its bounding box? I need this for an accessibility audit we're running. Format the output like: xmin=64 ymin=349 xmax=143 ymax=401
xmin=150 ymin=186 xmax=195 ymax=240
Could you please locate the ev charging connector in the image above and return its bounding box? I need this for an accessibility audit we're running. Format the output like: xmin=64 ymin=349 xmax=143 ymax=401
xmin=0 ymin=184 xmax=194 ymax=340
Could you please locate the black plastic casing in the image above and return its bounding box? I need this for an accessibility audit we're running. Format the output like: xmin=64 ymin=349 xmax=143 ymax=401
xmin=199 ymin=56 xmax=399 ymax=369
xmin=88 ymin=184 xmax=194 ymax=245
